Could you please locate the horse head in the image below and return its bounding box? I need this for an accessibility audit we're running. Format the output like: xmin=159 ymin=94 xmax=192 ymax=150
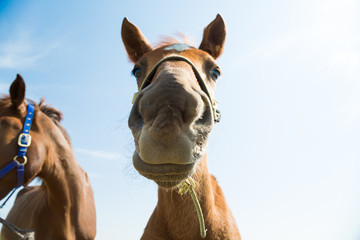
xmin=0 ymin=74 xmax=67 ymax=200
xmin=122 ymin=15 xmax=226 ymax=188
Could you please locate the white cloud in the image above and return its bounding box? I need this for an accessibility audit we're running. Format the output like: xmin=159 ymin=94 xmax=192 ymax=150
xmin=0 ymin=30 xmax=60 ymax=69
xmin=75 ymin=147 xmax=122 ymax=161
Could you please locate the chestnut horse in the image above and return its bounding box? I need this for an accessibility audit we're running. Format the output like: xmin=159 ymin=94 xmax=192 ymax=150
xmin=0 ymin=75 xmax=96 ymax=240
xmin=121 ymin=15 xmax=241 ymax=239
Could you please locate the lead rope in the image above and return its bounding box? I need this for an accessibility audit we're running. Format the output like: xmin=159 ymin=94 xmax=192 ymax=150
xmin=0 ymin=188 xmax=17 ymax=209
xmin=177 ymin=177 xmax=207 ymax=238
xmin=0 ymin=217 xmax=35 ymax=240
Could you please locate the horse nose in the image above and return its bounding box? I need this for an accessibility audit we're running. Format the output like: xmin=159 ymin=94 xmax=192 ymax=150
xmin=138 ymin=79 xmax=203 ymax=129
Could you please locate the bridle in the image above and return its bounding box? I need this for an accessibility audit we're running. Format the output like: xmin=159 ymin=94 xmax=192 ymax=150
xmin=132 ymin=55 xmax=221 ymax=123
xmin=0 ymin=103 xmax=37 ymax=239
xmin=0 ymin=103 xmax=35 ymax=198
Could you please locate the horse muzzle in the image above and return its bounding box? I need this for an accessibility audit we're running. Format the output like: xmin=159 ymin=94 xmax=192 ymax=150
xmin=132 ymin=151 xmax=196 ymax=188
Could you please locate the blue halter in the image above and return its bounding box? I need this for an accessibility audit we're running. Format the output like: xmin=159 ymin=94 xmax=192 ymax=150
xmin=0 ymin=103 xmax=35 ymax=199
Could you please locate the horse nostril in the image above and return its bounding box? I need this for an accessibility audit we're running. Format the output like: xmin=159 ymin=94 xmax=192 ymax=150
xmin=134 ymin=109 xmax=144 ymax=130
xmin=194 ymin=94 xmax=213 ymax=126
xmin=138 ymin=119 xmax=144 ymax=129
xmin=129 ymin=99 xmax=145 ymax=131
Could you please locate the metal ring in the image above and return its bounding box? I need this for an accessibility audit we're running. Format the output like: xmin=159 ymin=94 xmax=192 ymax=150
xmin=13 ymin=156 xmax=28 ymax=165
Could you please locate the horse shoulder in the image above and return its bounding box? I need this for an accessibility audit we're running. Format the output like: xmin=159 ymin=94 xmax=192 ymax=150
xmin=10 ymin=186 xmax=47 ymax=222
xmin=1 ymin=186 xmax=48 ymax=239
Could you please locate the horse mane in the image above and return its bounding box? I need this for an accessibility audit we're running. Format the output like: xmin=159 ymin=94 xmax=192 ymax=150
xmin=0 ymin=95 xmax=62 ymax=123
xmin=38 ymin=98 xmax=62 ymax=123
xmin=38 ymin=98 xmax=72 ymax=145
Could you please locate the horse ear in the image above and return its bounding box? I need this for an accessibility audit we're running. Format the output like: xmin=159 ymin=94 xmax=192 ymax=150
xmin=199 ymin=14 xmax=226 ymax=59
xmin=121 ymin=18 xmax=153 ymax=63
xmin=9 ymin=74 xmax=26 ymax=108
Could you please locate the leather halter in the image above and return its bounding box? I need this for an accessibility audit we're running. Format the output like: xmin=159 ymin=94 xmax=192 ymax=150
xmin=0 ymin=103 xmax=35 ymax=189
xmin=132 ymin=55 xmax=221 ymax=123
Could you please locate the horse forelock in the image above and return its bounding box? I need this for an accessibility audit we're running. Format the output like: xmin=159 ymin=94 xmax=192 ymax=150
xmin=0 ymin=95 xmax=12 ymax=109
xmin=153 ymin=34 xmax=196 ymax=49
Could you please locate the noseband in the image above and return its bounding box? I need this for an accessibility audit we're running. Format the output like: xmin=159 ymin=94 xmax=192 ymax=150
xmin=0 ymin=103 xmax=34 ymax=189
xmin=132 ymin=55 xmax=221 ymax=123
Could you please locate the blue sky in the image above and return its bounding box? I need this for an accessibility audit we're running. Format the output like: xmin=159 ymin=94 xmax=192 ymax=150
xmin=0 ymin=0 xmax=359 ymax=239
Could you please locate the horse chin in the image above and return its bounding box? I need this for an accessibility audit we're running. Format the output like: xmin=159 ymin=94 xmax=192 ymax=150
xmin=132 ymin=151 xmax=198 ymax=188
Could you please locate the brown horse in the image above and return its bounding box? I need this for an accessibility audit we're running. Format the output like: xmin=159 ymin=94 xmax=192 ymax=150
xmin=0 ymin=75 xmax=96 ymax=240
xmin=122 ymin=14 xmax=241 ymax=239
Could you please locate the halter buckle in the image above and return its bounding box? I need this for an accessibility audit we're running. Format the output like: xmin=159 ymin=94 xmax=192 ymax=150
xmin=18 ymin=133 xmax=31 ymax=147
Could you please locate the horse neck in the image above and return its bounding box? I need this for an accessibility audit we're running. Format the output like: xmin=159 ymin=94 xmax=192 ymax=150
xmin=154 ymin=154 xmax=225 ymax=238
xmin=38 ymin=134 xmax=95 ymax=235
xmin=41 ymin=147 xmax=84 ymax=210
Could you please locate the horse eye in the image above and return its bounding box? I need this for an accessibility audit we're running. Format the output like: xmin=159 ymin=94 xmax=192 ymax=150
xmin=132 ymin=67 xmax=142 ymax=79
xmin=210 ymin=68 xmax=221 ymax=81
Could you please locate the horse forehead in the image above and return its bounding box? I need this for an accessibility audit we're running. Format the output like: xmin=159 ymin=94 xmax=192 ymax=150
xmin=142 ymin=48 xmax=209 ymax=73
xmin=0 ymin=117 xmax=22 ymax=151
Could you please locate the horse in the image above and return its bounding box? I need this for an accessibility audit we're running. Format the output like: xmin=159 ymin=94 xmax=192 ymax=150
xmin=0 ymin=74 xmax=96 ymax=240
xmin=121 ymin=14 xmax=241 ymax=239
